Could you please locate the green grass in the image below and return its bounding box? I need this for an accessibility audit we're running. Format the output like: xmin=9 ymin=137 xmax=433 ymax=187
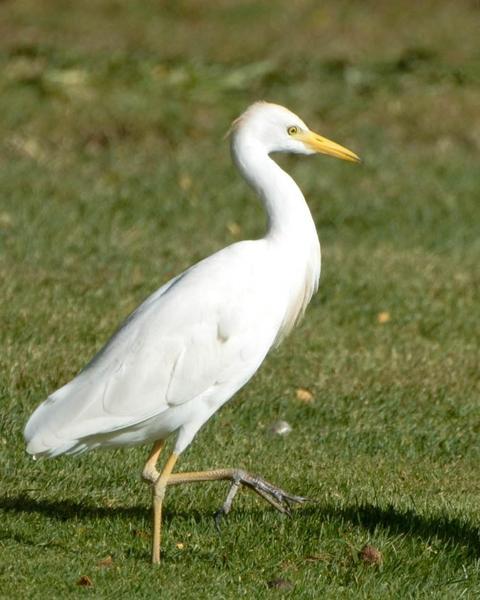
xmin=1 ymin=0 xmax=480 ymax=597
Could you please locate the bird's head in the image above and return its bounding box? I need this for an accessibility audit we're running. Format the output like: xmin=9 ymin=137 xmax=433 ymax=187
xmin=230 ymin=101 xmax=360 ymax=162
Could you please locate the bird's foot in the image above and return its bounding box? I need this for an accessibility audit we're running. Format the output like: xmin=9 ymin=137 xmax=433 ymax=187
xmin=214 ymin=469 xmax=309 ymax=530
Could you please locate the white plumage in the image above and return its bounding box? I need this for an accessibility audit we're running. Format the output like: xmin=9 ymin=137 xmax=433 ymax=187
xmin=24 ymin=101 xmax=359 ymax=564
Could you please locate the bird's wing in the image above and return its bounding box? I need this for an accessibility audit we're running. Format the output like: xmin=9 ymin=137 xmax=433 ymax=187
xmin=25 ymin=241 xmax=281 ymax=452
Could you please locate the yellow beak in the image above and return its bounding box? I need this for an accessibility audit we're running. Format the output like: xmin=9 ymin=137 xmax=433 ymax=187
xmin=297 ymin=131 xmax=360 ymax=163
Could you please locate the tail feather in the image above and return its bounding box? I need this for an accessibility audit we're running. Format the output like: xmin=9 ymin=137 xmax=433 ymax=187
xmin=24 ymin=374 xmax=105 ymax=457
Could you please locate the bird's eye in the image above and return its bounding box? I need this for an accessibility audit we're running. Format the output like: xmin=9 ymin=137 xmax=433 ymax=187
xmin=287 ymin=126 xmax=298 ymax=136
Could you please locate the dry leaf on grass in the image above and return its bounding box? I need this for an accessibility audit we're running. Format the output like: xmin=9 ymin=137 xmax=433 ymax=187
xmin=77 ymin=575 xmax=93 ymax=587
xmin=359 ymin=544 xmax=383 ymax=565
xmin=97 ymin=555 xmax=113 ymax=568
xmin=296 ymin=387 xmax=314 ymax=403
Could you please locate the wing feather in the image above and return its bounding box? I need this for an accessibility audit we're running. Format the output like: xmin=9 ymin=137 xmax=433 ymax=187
xmin=24 ymin=241 xmax=281 ymax=455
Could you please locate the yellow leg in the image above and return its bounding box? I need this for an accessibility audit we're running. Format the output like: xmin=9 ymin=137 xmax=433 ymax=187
xmin=152 ymin=452 xmax=179 ymax=565
xmin=142 ymin=445 xmax=306 ymax=564
xmin=142 ymin=439 xmax=166 ymax=483
xmin=167 ymin=468 xmax=237 ymax=485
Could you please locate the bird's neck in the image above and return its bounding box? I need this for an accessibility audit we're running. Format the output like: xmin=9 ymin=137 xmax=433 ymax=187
xmin=232 ymin=136 xmax=321 ymax=344
xmin=232 ymin=137 xmax=319 ymax=244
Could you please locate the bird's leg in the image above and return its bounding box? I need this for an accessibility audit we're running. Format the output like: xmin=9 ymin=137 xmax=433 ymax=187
xmin=165 ymin=468 xmax=308 ymax=526
xmin=152 ymin=451 xmax=179 ymax=564
xmin=141 ymin=439 xmax=166 ymax=484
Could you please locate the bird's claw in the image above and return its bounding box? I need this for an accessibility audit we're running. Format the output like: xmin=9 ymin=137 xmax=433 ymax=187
xmin=214 ymin=508 xmax=226 ymax=533
xmin=214 ymin=470 xmax=309 ymax=529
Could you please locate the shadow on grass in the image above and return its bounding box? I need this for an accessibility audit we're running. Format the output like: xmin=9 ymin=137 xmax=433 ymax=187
xmin=0 ymin=493 xmax=197 ymax=525
xmin=0 ymin=493 xmax=147 ymax=522
xmin=0 ymin=493 xmax=222 ymax=563
xmin=2 ymin=494 xmax=480 ymax=556
xmin=312 ymin=502 xmax=480 ymax=557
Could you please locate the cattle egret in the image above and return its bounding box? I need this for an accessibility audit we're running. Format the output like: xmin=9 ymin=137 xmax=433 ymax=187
xmin=24 ymin=102 xmax=359 ymax=564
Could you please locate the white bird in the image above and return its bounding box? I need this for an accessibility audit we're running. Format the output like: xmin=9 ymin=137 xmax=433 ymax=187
xmin=24 ymin=101 xmax=359 ymax=564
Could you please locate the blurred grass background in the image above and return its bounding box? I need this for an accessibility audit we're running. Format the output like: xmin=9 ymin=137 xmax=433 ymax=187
xmin=1 ymin=0 xmax=479 ymax=597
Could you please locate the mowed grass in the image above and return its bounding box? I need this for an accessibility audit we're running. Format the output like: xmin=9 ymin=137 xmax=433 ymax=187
xmin=1 ymin=0 xmax=480 ymax=597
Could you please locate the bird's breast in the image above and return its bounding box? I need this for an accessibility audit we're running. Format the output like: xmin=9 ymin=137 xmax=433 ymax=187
xmin=270 ymin=238 xmax=321 ymax=346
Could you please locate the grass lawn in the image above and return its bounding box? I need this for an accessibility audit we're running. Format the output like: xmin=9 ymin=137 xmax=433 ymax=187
xmin=1 ymin=0 xmax=479 ymax=597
